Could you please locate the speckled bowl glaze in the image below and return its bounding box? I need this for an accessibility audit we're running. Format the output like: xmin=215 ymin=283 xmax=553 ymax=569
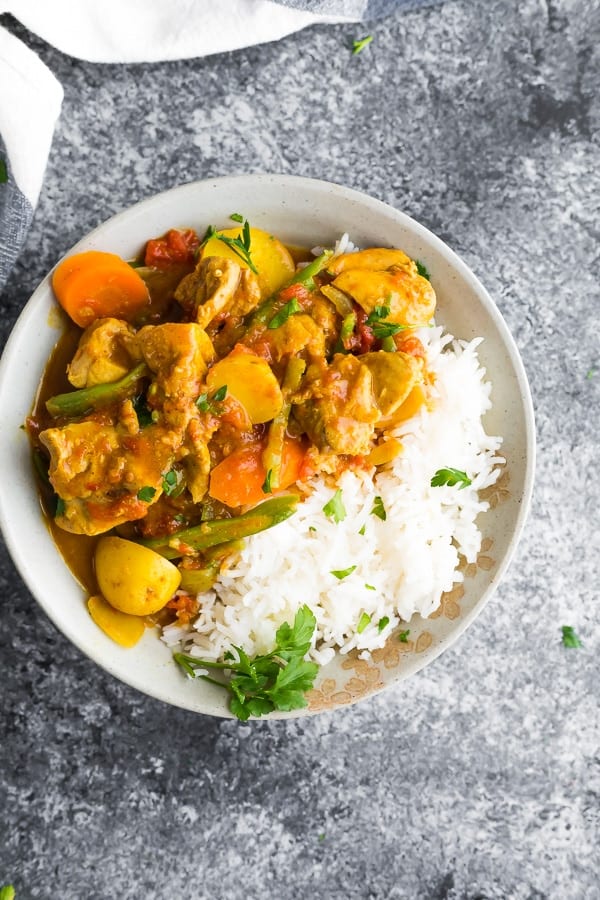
xmin=0 ymin=175 xmax=535 ymax=717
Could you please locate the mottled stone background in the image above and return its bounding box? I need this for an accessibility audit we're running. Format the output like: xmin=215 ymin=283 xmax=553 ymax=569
xmin=0 ymin=1 xmax=598 ymax=897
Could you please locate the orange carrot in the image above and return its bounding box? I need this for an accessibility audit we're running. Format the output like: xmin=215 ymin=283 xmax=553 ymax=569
xmin=52 ymin=251 xmax=150 ymax=327
xmin=209 ymin=438 xmax=305 ymax=508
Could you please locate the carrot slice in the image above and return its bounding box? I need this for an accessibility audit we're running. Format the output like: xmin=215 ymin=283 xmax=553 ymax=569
xmin=52 ymin=250 xmax=150 ymax=327
xmin=209 ymin=438 xmax=305 ymax=508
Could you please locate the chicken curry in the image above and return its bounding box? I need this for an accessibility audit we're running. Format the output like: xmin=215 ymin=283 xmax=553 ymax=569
xmin=27 ymin=220 xmax=436 ymax=647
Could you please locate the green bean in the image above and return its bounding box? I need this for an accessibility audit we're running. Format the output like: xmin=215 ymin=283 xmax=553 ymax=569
xmin=46 ymin=363 xmax=149 ymax=418
xmin=140 ymin=495 xmax=298 ymax=559
xmin=248 ymin=250 xmax=333 ymax=328
xmin=262 ymin=358 xmax=306 ymax=489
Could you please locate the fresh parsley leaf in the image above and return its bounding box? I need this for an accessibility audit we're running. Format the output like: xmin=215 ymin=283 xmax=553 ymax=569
xmin=162 ymin=469 xmax=184 ymax=497
xmin=173 ymin=605 xmax=319 ymax=720
xmin=196 ymin=386 xmax=227 ymax=414
xmin=309 ymin=526 xmax=317 ymax=533
xmin=323 ymin=489 xmax=346 ymax=523
xmin=268 ymin=298 xmax=302 ymax=330
xmin=262 ymin=469 xmax=273 ymax=494
xmin=561 ymin=625 xmax=583 ymax=648
xmin=378 ymin=616 xmax=390 ymax=632
xmin=358 ymin=524 xmax=366 ymax=535
xmin=370 ymin=495 xmax=386 ymax=521
xmin=318 ymin=833 xmax=326 ymax=842
xmin=357 ymin=612 xmax=371 ymax=633
xmin=230 ymin=213 xmax=244 ymax=223
xmin=416 ymin=260 xmax=431 ymax=281
xmin=137 ymin=486 xmax=156 ymax=502
xmin=211 ymin=384 xmax=228 ymax=402
xmin=586 ymin=367 xmax=596 ymax=380
xmin=372 ymin=321 xmax=409 ymax=340
xmin=202 ymin=219 xmax=258 ymax=274
xmin=0 ymin=887 xmax=15 ymax=900
xmin=331 ymin=565 xmax=357 ymax=580
xmin=352 ymin=35 xmax=373 ymax=55
xmin=430 ymin=467 xmax=472 ymax=489
xmin=365 ymin=584 xmax=376 ymax=591
xmin=55 ymin=497 xmax=66 ymax=517
xmin=398 ymin=629 xmax=410 ymax=643
xmin=366 ymin=305 xmax=391 ymax=325
xmin=0 ymin=159 xmax=7 ymax=184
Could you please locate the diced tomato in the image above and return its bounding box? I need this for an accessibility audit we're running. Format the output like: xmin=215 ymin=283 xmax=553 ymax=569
xmin=354 ymin=305 xmax=376 ymax=354
xmin=144 ymin=229 xmax=200 ymax=268
xmin=277 ymin=283 xmax=311 ymax=305
xmin=394 ymin=334 xmax=426 ymax=360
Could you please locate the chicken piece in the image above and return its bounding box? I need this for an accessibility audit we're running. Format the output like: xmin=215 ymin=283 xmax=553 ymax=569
xmin=39 ymin=420 xmax=179 ymax=535
xmin=174 ymin=256 xmax=261 ymax=328
xmin=332 ymin=266 xmax=436 ymax=326
xmin=360 ymin=351 xmax=422 ymax=417
xmin=294 ymin=355 xmax=380 ymax=456
xmin=181 ymin=417 xmax=212 ymax=504
xmin=244 ymin=314 xmax=326 ymax=364
xmin=327 ymin=248 xmax=415 ymax=277
xmin=138 ymin=322 xmax=213 ymax=431
xmin=67 ymin=318 xmax=141 ymax=388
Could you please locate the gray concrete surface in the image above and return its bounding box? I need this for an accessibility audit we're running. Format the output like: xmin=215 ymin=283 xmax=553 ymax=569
xmin=1 ymin=0 xmax=599 ymax=897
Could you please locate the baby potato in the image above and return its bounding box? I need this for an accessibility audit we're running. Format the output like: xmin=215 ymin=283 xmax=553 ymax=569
xmin=87 ymin=594 xmax=145 ymax=648
xmin=200 ymin=226 xmax=295 ymax=299
xmin=95 ymin=537 xmax=181 ymax=616
xmin=206 ymin=348 xmax=283 ymax=424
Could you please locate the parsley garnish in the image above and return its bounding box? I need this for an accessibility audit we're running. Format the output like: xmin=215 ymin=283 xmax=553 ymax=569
xmin=431 ymin=468 xmax=472 ymax=489
xmin=262 ymin=469 xmax=273 ymax=494
xmin=371 ymin=495 xmax=386 ymax=520
xmin=318 ymin=833 xmax=326 ymax=842
xmin=352 ymin=35 xmax=373 ymax=55
xmin=196 ymin=385 xmax=228 ymax=414
xmin=162 ymin=469 xmax=184 ymax=497
xmin=561 ymin=625 xmax=583 ymax=648
xmin=586 ymin=367 xmax=596 ymax=380
xmin=323 ymin=489 xmax=346 ymax=523
xmin=377 ymin=616 xmax=389 ymax=632
xmin=357 ymin=612 xmax=371 ymax=633
xmin=202 ymin=218 xmax=257 ymax=274
xmin=174 ymin=605 xmax=319 ymax=720
xmin=309 ymin=526 xmax=317 ymax=533
xmin=0 ymin=887 xmax=15 ymax=900
xmin=398 ymin=629 xmax=410 ymax=643
xmin=268 ymin=298 xmax=302 ymax=330
xmin=366 ymin=305 xmax=391 ymax=325
xmin=0 ymin=159 xmax=8 ymax=184
xmin=365 ymin=584 xmax=376 ymax=591
xmin=230 ymin=213 xmax=244 ymax=223
xmin=137 ymin=486 xmax=156 ymax=502
xmin=372 ymin=321 xmax=410 ymax=340
xmin=358 ymin=524 xmax=366 ymax=535
xmin=331 ymin=565 xmax=357 ymax=580
xmin=55 ymin=497 xmax=66 ymax=517
xmin=416 ymin=260 xmax=431 ymax=281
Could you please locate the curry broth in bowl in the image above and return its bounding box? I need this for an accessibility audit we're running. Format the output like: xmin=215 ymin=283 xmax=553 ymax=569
xmin=0 ymin=176 xmax=535 ymax=717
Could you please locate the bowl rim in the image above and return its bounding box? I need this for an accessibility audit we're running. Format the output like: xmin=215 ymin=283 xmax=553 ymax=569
xmin=0 ymin=173 xmax=536 ymax=716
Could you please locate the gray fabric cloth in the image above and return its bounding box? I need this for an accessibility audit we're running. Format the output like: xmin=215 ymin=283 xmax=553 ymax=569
xmin=0 ymin=135 xmax=33 ymax=292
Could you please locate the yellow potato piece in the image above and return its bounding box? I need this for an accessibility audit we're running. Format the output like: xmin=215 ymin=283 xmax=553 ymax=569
xmin=87 ymin=594 xmax=145 ymax=648
xmin=361 ymin=351 xmax=420 ymax=417
xmin=333 ymin=268 xmax=436 ymax=325
xmin=367 ymin=438 xmax=403 ymax=467
xmin=200 ymin=227 xmax=295 ymax=299
xmin=95 ymin=537 xmax=181 ymax=616
xmin=327 ymin=247 xmax=415 ymax=277
xmin=379 ymin=383 xmax=428 ymax=428
xmin=206 ymin=351 xmax=283 ymax=424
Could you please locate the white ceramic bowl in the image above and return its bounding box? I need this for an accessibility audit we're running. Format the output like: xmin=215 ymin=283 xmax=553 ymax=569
xmin=0 ymin=175 xmax=535 ymax=717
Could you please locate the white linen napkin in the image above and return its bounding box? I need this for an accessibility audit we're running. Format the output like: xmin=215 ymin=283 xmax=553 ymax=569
xmin=0 ymin=0 xmax=432 ymax=288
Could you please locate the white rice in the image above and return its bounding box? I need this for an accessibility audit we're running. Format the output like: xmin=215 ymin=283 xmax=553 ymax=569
xmin=163 ymin=324 xmax=504 ymax=665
